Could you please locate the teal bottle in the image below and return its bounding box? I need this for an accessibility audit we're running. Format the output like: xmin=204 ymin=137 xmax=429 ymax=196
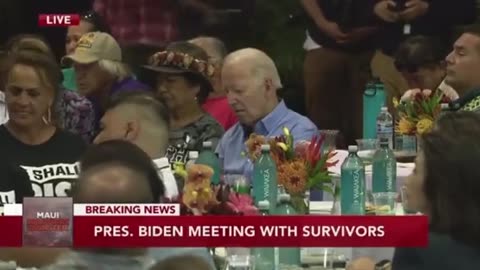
xmin=340 ymin=145 xmax=366 ymax=215
xmin=252 ymin=201 xmax=275 ymax=270
xmin=372 ymin=138 xmax=397 ymax=193
xmin=196 ymin=141 xmax=221 ymax=184
xmin=275 ymin=193 xmax=301 ymax=266
xmin=252 ymin=144 xmax=278 ymax=213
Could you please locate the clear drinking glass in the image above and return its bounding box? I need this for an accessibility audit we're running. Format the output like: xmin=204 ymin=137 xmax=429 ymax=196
xmin=224 ymin=249 xmax=254 ymax=270
xmin=372 ymin=192 xmax=397 ymax=215
xmin=400 ymin=186 xmax=417 ymax=214
xmin=319 ymin=129 xmax=340 ymax=153
xmin=356 ymin=139 xmax=379 ymax=165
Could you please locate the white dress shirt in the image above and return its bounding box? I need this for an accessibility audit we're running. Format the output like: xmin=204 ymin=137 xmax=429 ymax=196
xmin=0 ymin=92 xmax=8 ymax=125
xmin=153 ymin=157 xmax=179 ymax=200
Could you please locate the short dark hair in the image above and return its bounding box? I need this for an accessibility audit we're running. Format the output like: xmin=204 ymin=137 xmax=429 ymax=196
xmin=107 ymin=91 xmax=170 ymax=128
xmin=394 ymin=35 xmax=449 ymax=73
xmin=78 ymin=140 xmax=165 ymax=202
xmin=80 ymin=10 xmax=111 ymax=34
xmin=421 ymin=111 xmax=480 ymax=247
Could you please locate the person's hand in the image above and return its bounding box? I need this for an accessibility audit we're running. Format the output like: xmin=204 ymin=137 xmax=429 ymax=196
xmin=400 ymin=0 xmax=429 ymax=21
xmin=319 ymin=21 xmax=349 ymax=43
xmin=338 ymin=26 xmax=378 ymax=44
xmin=374 ymin=0 xmax=400 ymax=22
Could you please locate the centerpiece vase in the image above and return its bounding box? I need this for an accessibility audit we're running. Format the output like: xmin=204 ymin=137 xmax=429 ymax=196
xmin=290 ymin=192 xmax=309 ymax=215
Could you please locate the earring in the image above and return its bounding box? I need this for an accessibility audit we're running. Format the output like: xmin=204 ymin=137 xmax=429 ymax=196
xmin=42 ymin=108 xmax=52 ymax=125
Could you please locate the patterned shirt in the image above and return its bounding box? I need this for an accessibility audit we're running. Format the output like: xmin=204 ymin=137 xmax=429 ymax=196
xmin=93 ymin=0 xmax=179 ymax=46
xmin=450 ymin=88 xmax=480 ymax=113
xmin=56 ymin=90 xmax=96 ymax=143
xmin=167 ymin=114 xmax=224 ymax=165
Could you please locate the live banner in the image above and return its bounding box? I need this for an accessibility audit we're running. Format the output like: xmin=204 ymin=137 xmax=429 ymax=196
xmin=0 ymin=202 xmax=428 ymax=248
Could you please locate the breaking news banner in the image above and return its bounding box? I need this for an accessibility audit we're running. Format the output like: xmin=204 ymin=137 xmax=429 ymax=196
xmin=0 ymin=199 xmax=429 ymax=248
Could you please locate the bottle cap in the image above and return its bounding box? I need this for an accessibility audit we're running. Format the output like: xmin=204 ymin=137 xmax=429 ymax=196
xmin=202 ymin=141 xmax=212 ymax=148
xmin=440 ymin=103 xmax=450 ymax=110
xmin=381 ymin=106 xmax=388 ymax=112
xmin=188 ymin=151 xmax=199 ymax=159
xmin=348 ymin=145 xmax=358 ymax=152
xmin=260 ymin=144 xmax=270 ymax=151
xmin=279 ymin=193 xmax=291 ymax=202
xmin=258 ymin=200 xmax=270 ymax=209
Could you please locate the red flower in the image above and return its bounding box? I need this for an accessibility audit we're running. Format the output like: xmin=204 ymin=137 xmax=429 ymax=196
xmin=306 ymin=134 xmax=325 ymax=168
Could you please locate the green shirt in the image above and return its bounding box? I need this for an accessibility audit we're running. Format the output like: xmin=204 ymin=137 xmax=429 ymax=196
xmin=62 ymin=68 xmax=77 ymax=91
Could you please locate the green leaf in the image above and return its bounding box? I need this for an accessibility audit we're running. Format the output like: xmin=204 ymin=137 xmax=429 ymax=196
xmin=321 ymin=185 xmax=334 ymax=195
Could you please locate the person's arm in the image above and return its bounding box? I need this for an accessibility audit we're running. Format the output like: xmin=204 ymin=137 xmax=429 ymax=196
xmin=291 ymin=119 xmax=318 ymax=143
xmin=299 ymin=0 xmax=348 ymax=42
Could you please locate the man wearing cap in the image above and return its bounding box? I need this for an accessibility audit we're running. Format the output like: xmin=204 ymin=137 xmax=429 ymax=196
xmin=62 ymin=32 xmax=150 ymax=136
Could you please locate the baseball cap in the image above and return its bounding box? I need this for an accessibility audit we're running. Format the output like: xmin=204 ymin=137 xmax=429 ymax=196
xmin=62 ymin=32 xmax=121 ymax=65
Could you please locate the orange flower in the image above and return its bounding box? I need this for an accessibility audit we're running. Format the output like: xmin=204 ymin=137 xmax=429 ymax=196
xmin=245 ymin=134 xmax=266 ymax=161
xmin=278 ymin=161 xmax=308 ymax=195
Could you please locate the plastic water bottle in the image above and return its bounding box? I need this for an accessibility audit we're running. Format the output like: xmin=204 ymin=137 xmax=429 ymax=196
xmin=196 ymin=141 xmax=221 ymax=184
xmin=376 ymin=107 xmax=393 ymax=149
xmin=252 ymin=144 xmax=278 ymax=213
xmin=185 ymin=151 xmax=198 ymax=169
xmin=252 ymin=201 xmax=276 ymax=270
xmin=372 ymin=138 xmax=397 ymax=193
xmin=340 ymin=145 xmax=366 ymax=215
xmin=275 ymin=193 xmax=301 ymax=266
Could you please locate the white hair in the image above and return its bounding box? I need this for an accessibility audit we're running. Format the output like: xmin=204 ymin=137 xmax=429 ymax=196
xmin=224 ymin=48 xmax=283 ymax=90
xmin=98 ymin=59 xmax=132 ymax=81
xmin=251 ymin=59 xmax=283 ymax=90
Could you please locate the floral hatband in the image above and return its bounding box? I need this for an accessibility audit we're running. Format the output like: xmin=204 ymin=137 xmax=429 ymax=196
xmin=148 ymin=50 xmax=215 ymax=78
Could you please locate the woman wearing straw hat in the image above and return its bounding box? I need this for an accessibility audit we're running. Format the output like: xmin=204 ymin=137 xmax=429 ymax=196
xmin=142 ymin=42 xmax=224 ymax=165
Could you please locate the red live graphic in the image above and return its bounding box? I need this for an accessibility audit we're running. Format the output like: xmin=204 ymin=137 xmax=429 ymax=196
xmin=38 ymin=14 xmax=80 ymax=27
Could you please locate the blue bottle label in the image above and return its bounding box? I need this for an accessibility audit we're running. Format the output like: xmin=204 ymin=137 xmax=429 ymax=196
xmin=341 ymin=168 xmax=365 ymax=215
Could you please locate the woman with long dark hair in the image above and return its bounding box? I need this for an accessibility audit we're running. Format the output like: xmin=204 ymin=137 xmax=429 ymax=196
xmin=392 ymin=111 xmax=480 ymax=269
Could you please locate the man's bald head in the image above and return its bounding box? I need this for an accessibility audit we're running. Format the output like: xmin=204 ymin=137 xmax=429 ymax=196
xmin=74 ymin=163 xmax=154 ymax=203
xmin=221 ymin=48 xmax=282 ymax=126
xmin=223 ymin=48 xmax=282 ymax=90
xmin=189 ymin=36 xmax=227 ymax=64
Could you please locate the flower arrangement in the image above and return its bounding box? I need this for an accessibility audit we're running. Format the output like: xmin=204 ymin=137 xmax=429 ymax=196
xmin=393 ymin=88 xmax=452 ymax=135
xmin=171 ymin=163 xmax=259 ymax=216
xmin=245 ymin=128 xmax=338 ymax=213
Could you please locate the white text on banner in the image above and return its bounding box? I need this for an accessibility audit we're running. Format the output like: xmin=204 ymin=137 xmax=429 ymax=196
xmin=73 ymin=204 xmax=180 ymax=216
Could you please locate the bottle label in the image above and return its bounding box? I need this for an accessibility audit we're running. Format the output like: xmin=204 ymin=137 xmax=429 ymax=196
xmin=376 ymin=123 xmax=393 ymax=135
xmin=341 ymin=168 xmax=365 ymax=214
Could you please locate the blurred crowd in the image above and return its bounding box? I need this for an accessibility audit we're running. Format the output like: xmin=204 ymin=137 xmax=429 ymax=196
xmin=0 ymin=0 xmax=480 ymax=269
